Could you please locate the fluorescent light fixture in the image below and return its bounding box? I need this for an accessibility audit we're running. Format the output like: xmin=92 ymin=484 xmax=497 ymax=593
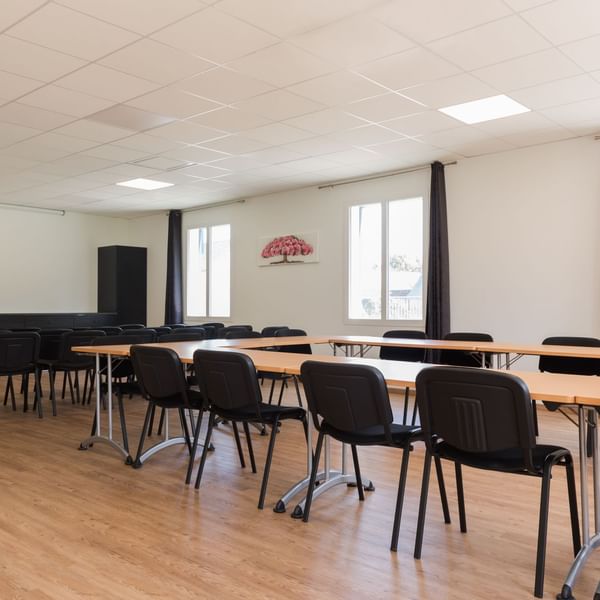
xmin=116 ymin=178 xmax=174 ymax=190
xmin=438 ymin=94 xmax=530 ymax=124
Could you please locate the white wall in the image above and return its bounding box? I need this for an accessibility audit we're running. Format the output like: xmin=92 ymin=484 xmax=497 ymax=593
xmin=133 ymin=136 xmax=600 ymax=370
xmin=0 ymin=208 xmax=130 ymax=313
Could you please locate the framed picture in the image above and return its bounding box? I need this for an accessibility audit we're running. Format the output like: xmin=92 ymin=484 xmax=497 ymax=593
xmin=258 ymin=231 xmax=319 ymax=266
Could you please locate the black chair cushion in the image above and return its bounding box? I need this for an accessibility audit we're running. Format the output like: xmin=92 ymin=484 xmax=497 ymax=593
xmin=322 ymin=422 xmax=420 ymax=445
xmin=150 ymin=388 xmax=205 ymax=410
xmin=435 ymin=441 xmax=568 ymax=475
xmin=215 ymin=402 xmax=304 ymax=423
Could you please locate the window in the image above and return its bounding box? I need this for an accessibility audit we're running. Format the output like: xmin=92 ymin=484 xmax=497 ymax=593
xmin=348 ymin=198 xmax=424 ymax=322
xmin=186 ymin=224 xmax=230 ymax=318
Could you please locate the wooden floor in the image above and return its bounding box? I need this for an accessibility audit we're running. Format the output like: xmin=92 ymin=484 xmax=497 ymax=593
xmin=0 ymin=374 xmax=598 ymax=600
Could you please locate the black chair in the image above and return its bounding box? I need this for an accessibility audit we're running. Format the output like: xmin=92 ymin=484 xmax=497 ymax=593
xmin=261 ymin=326 xmax=288 ymax=337
xmin=121 ymin=328 xmax=157 ymax=341
xmin=97 ymin=326 xmax=123 ymax=335
xmin=130 ymin=345 xmax=206 ymax=481
xmin=152 ymin=326 xmax=171 ymax=337
xmin=159 ymin=331 xmax=206 ymax=343
xmin=118 ymin=323 xmax=145 ymax=329
xmin=192 ymin=349 xmax=307 ymax=508
xmin=200 ymin=323 xmax=224 ymax=339
xmin=380 ymin=330 xmax=427 ymax=426
xmin=217 ymin=325 xmax=253 ymax=338
xmin=224 ymin=330 xmax=262 ymax=340
xmin=439 ymin=332 xmax=493 ymax=368
xmin=274 ymin=328 xmax=312 ymax=354
xmin=180 ymin=327 xmax=207 ymax=335
xmin=164 ymin=323 xmax=186 ymax=329
xmin=0 ymin=332 xmax=42 ymax=416
xmin=414 ymin=366 xmax=580 ymax=598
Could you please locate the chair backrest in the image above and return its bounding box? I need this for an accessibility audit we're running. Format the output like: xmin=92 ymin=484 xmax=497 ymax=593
xmin=12 ymin=327 xmax=41 ymax=332
xmin=301 ymin=361 xmax=394 ymax=441
xmin=58 ymin=330 xmax=106 ymax=363
xmin=440 ymin=332 xmax=493 ymax=367
xmin=180 ymin=327 xmax=207 ymax=334
xmin=193 ymin=349 xmax=262 ymax=415
xmin=97 ymin=326 xmax=123 ymax=335
xmin=152 ymin=326 xmax=171 ymax=336
xmin=92 ymin=334 xmax=148 ymax=377
xmin=539 ymin=336 xmax=600 ymax=376
xmin=0 ymin=332 xmax=40 ymax=372
xmin=118 ymin=323 xmax=145 ymax=329
xmin=121 ymin=328 xmax=157 ymax=342
xmin=159 ymin=331 xmax=206 ymax=342
xmin=224 ymin=330 xmax=262 ymax=339
xmin=217 ymin=325 xmax=253 ymax=338
xmin=274 ymin=328 xmax=312 ymax=354
xmin=416 ymin=366 xmax=537 ymax=472
xmin=130 ymin=345 xmax=189 ymax=404
xmin=164 ymin=323 xmax=186 ymax=329
xmin=196 ymin=325 xmax=217 ymax=339
xmin=380 ymin=330 xmax=426 ymax=362
xmin=261 ymin=326 xmax=288 ymax=337
xmin=38 ymin=329 xmax=73 ymax=361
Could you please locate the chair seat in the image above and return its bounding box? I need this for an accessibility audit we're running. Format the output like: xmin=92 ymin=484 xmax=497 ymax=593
xmin=322 ymin=422 xmax=420 ymax=445
xmin=435 ymin=442 xmax=569 ymax=474
xmin=216 ymin=402 xmax=304 ymax=423
xmin=151 ymin=388 xmax=205 ymax=410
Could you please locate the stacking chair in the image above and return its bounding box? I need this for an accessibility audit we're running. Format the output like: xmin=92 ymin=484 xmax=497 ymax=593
xmin=0 ymin=332 xmax=42 ymax=416
xmin=224 ymin=330 xmax=262 ymax=339
xmin=380 ymin=330 xmax=427 ymax=426
xmin=118 ymin=323 xmax=145 ymax=329
xmin=439 ymin=332 xmax=493 ymax=368
xmin=414 ymin=366 xmax=580 ymax=598
xmin=299 ymin=360 xmax=450 ymax=551
xmin=201 ymin=323 xmax=224 ymax=339
xmin=164 ymin=323 xmax=186 ymax=329
xmin=217 ymin=325 xmax=253 ymax=338
xmin=261 ymin=326 xmax=288 ymax=337
xmin=130 ymin=345 xmax=206 ymax=481
xmin=152 ymin=326 xmax=172 ymax=337
xmin=121 ymin=328 xmax=157 ymax=341
xmin=159 ymin=331 xmax=206 ymax=343
xmin=97 ymin=326 xmax=123 ymax=335
xmin=192 ymin=349 xmax=307 ymax=508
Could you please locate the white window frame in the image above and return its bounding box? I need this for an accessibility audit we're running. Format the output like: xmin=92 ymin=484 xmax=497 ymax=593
xmin=185 ymin=223 xmax=231 ymax=320
xmin=344 ymin=195 xmax=428 ymax=327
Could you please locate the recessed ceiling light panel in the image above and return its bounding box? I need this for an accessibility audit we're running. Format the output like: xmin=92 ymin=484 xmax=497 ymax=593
xmin=116 ymin=178 xmax=174 ymax=190
xmin=438 ymin=94 xmax=530 ymax=124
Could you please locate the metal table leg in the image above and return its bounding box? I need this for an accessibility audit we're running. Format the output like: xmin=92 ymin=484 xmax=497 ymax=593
xmin=135 ymin=408 xmax=187 ymax=466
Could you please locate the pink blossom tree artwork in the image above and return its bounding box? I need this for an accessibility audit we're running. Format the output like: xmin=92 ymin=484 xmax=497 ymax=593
xmin=260 ymin=234 xmax=314 ymax=264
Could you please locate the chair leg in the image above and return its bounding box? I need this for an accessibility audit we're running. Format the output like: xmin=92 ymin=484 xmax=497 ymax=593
xmin=455 ymin=462 xmax=467 ymax=533
xmin=243 ymin=421 xmax=257 ymax=473
xmin=402 ymin=387 xmax=410 ymax=425
xmin=185 ymin=409 xmax=204 ymax=485
xmin=532 ymin=399 xmax=539 ymax=436
xmin=195 ymin=412 xmax=216 ymax=489
xmin=293 ymin=376 xmax=303 ymax=408
xmin=157 ymin=408 xmax=166 ymax=436
xmin=147 ymin=404 xmax=156 ymax=436
xmin=61 ymin=371 xmax=67 ymax=399
xmin=34 ymin=369 xmax=42 ymax=418
xmin=8 ymin=376 xmax=16 ymax=410
xmin=303 ymin=429 xmax=325 ymax=523
xmin=67 ymin=371 xmax=75 ymax=404
xmin=178 ymin=407 xmax=192 ymax=453
xmin=48 ymin=368 xmax=57 ymax=416
xmin=232 ymin=421 xmax=246 ymax=468
xmin=3 ymin=376 xmax=8 ymax=406
xmin=434 ymin=455 xmax=451 ymax=524
xmin=268 ymin=380 xmax=276 ymax=404
xmin=564 ymin=455 xmax=581 ymax=556
xmin=277 ymin=378 xmax=286 ymax=406
xmin=534 ymin=458 xmax=554 ymax=598
xmin=258 ymin=416 xmax=280 ymax=509
xmin=132 ymin=403 xmax=154 ymax=468
xmin=350 ymin=444 xmax=364 ymax=501
xmin=23 ymin=373 xmax=29 ymax=413
xmin=390 ymin=442 xmax=411 ymax=551
xmin=414 ymin=451 xmax=433 ymax=559
xmin=117 ymin=390 xmax=129 ymax=456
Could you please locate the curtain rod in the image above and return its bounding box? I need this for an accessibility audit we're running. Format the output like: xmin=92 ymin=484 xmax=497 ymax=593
xmin=318 ymin=161 xmax=457 ymax=190
xmin=180 ymin=198 xmax=246 ymax=214
xmin=0 ymin=202 xmax=65 ymax=216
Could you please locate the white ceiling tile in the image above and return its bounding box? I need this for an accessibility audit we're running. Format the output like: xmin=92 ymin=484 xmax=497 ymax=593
xmin=240 ymin=123 xmax=314 ymax=145
xmin=472 ymin=49 xmax=583 ymax=90
xmin=0 ymin=70 xmax=44 ymax=101
xmin=28 ymin=132 xmax=99 ymax=153
xmin=177 ymin=164 xmax=231 ymax=178
xmin=209 ymin=155 xmax=267 ymax=172
xmin=346 ymin=93 xmax=424 ymax=122
xmin=401 ymin=74 xmax=497 ymax=109
xmin=178 ymin=68 xmax=274 ymax=104
xmin=333 ymin=124 xmax=405 ymax=146
xmin=421 ymin=127 xmax=515 ymax=156
xmin=0 ymin=0 xmax=46 ymax=30
xmin=81 ymin=144 xmax=151 ymax=163
xmin=243 ymin=147 xmax=307 ymax=164
xmin=427 ymin=16 xmax=550 ymax=71
xmin=282 ymin=136 xmax=351 ymax=156
xmin=502 ymin=0 xmax=551 ymax=10
xmin=114 ymin=134 xmax=183 ymax=154
xmin=54 ymin=65 xmax=160 ymax=103
xmin=0 ymin=122 xmax=42 ymax=148
xmin=100 ymin=39 xmax=214 ymax=85
xmin=51 ymin=120 xmax=137 ymax=143
xmin=102 ymin=164 xmax=161 ymax=178
xmin=200 ymin=135 xmax=269 ymax=155
xmin=5 ymin=139 xmax=73 ymax=162
xmin=284 ymin=109 xmax=366 ymax=135
xmin=319 ymin=147 xmax=382 ymax=165
xmin=511 ymin=74 xmax=600 ymax=110
xmin=229 ymin=43 xmax=335 ymax=87
xmin=591 ymin=70 xmax=600 ymax=84
xmin=0 ymin=35 xmax=85 ymax=82
xmin=0 ymin=103 xmax=73 ymax=131
xmin=0 ymin=155 xmax=40 ymax=173
xmin=37 ymin=155 xmax=118 ymax=176
xmin=151 ymin=8 xmax=278 ymax=63
xmin=89 ymin=105 xmax=175 ymax=131
xmin=215 ymin=0 xmax=387 ymax=37
xmin=500 ymin=126 xmax=575 ymax=148
xmin=540 ymin=97 xmax=600 ymax=127
xmin=233 ymin=90 xmax=325 ymax=121
xmin=275 ymin=156 xmax=340 ymax=172
xmin=475 ymin=111 xmax=562 ymax=136
xmin=355 ymin=47 xmax=461 ymax=91
xmin=54 ymin=0 xmax=203 ymax=35
xmin=19 ymin=85 xmax=116 ymax=118
xmin=134 ymin=157 xmax=190 ymax=171
xmin=126 ymin=88 xmax=221 ymax=119
xmin=560 ymin=35 xmax=600 ymax=73
xmin=292 ymin=15 xmax=413 ymax=68
xmin=7 ymin=4 xmax=139 ymax=61
xmin=147 ymin=121 xmax=227 ymax=144
xmin=189 ymin=107 xmax=271 ymax=132
xmin=160 ymin=145 xmax=230 ymax=163
xmin=231 ymin=164 xmax=300 ymax=179
xmin=521 ymin=0 xmax=600 ymax=45
xmin=288 ymin=71 xmax=386 ymax=107
xmin=372 ymin=0 xmax=511 ymax=44
xmin=447 ymin=137 xmax=516 ymax=157
xmin=384 ymin=111 xmax=462 ymax=136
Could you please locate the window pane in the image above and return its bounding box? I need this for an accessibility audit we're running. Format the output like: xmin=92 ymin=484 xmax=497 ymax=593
xmin=349 ymin=203 xmax=382 ymax=319
xmin=388 ymin=197 xmax=423 ymax=320
xmin=209 ymin=224 xmax=230 ymax=317
xmin=187 ymin=228 xmax=207 ymax=317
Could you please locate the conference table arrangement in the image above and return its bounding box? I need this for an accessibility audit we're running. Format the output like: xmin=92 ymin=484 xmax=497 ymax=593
xmin=73 ymin=334 xmax=600 ymax=600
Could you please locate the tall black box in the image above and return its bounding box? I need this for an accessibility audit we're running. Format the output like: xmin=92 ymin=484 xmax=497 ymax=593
xmin=98 ymin=246 xmax=147 ymax=325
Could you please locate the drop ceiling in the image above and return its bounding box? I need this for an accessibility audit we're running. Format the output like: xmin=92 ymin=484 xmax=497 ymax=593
xmin=0 ymin=0 xmax=599 ymax=217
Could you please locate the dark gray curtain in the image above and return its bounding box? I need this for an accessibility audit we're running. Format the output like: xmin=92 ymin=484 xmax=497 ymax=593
xmin=425 ymin=161 xmax=450 ymax=353
xmin=164 ymin=210 xmax=183 ymax=325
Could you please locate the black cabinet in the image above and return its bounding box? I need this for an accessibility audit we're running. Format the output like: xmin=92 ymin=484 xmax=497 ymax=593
xmin=98 ymin=246 xmax=147 ymax=325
